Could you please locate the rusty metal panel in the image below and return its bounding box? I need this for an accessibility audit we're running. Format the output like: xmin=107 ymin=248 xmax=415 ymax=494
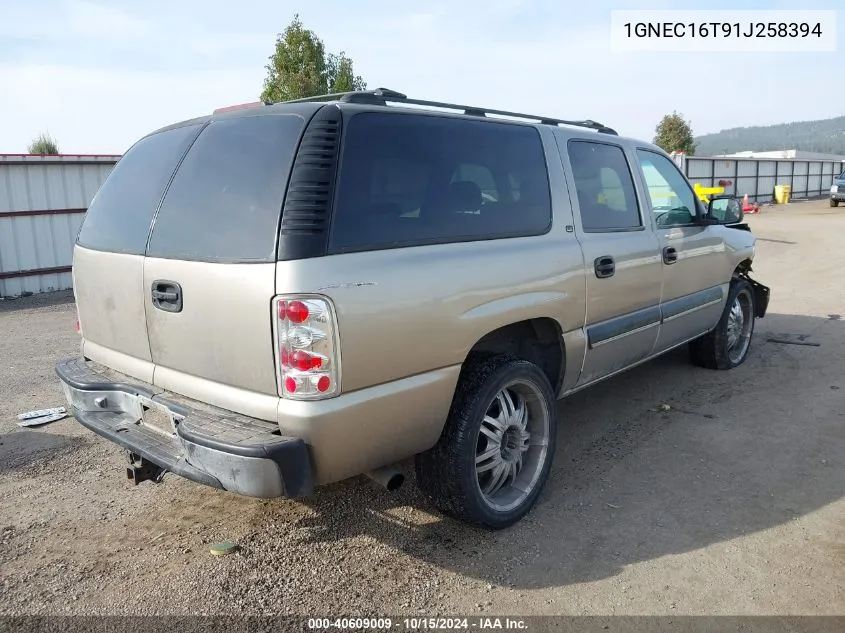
xmin=0 ymin=155 xmax=119 ymax=297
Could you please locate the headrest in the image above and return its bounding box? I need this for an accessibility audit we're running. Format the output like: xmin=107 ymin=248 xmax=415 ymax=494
xmin=448 ymin=180 xmax=482 ymax=212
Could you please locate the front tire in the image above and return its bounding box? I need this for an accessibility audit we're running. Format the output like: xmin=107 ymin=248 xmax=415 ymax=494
xmin=689 ymin=278 xmax=756 ymax=370
xmin=831 ymin=199 xmax=840 ymax=208
xmin=415 ymin=354 xmax=557 ymax=529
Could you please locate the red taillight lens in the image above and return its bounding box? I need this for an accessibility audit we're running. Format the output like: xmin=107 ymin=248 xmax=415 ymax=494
xmin=75 ymin=319 xmax=80 ymax=333
xmin=286 ymin=300 xmax=309 ymax=324
xmin=292 ymin=350 xmax=321 ymax=371
xmin=274 ymin=296 xmax=339 ymax=400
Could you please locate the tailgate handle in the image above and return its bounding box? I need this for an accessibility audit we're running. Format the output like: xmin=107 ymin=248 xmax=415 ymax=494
xmin=151 ymin=280 xmax=183 ymax=313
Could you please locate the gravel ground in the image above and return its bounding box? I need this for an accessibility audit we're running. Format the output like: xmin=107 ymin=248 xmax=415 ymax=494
xmin=0 ymin=199 xmax=843 ymax=617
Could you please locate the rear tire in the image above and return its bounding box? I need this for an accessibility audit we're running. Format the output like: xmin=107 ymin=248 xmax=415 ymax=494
xmin=415 ymin=354 xmax=557 ymax=529
xmin=831 ymin=199 xmax=840 ymax=208
xmin=689 ymin=278 xmax=756 ymax=370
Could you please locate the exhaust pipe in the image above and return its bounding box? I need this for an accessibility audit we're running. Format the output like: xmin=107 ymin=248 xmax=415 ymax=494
xmin=366 ymin=466 xmax=404 ymax=491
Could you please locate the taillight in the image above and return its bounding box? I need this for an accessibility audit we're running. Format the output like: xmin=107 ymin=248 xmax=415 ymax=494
xmin=75 ymin=313 xmax=82 ymax=336
xmin=273 ymin=296 xmax=340 ymax=400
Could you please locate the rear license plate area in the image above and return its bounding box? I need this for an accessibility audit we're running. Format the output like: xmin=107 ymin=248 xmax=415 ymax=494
xmin=140 ymin=403 xmax=176 ymax=437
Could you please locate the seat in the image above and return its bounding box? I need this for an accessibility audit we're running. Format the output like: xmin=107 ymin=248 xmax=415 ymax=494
xmin=420 ymin=180 xmax=482 ymax=231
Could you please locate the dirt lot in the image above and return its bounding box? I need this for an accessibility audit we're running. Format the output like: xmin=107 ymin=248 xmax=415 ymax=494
xmin=1 ymin=199 xmax=843 ymax=617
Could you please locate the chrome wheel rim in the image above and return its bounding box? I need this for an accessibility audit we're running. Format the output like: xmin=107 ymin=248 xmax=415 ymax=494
xmin=727 ymin=289 xmax=753 ymax=363
xmin=475 ymin=380 xmax=550 ymax=513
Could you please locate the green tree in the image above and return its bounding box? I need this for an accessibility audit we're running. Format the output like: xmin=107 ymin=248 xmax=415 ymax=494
xmin=261 ymin=15 xmax=366 ymax=104
xmin=654 ymin=112 xmax=696 ymax=155
xmin=28 ymin=132 xmax=59 ymax=155
xmin=327 ymin=52 xmax=366 ymax=93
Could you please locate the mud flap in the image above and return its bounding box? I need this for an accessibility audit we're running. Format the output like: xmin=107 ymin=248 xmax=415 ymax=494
xmin=743 ymin=275 xmax=770 ymax=318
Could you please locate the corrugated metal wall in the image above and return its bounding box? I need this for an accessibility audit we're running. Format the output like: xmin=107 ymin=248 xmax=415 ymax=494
xmin=682 ymin=155 xmax=844 ymax=202
xmin=0 ymin=154 xmax=118 ymax=298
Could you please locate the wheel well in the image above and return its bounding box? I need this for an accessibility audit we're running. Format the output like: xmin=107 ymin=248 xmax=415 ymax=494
xmin=734 ymin=259 xmax=753 ymax=277
xmin=467 ymin=318 xmax=565 ymax=394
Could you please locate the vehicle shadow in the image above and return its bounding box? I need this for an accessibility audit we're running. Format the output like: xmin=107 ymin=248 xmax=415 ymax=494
xmin=263 ymin=312 xmax=844 ymax=588
xmin=0 ymin=429 xmax=84 ymax=476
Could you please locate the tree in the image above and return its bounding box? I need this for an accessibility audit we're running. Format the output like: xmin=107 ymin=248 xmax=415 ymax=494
xmin=654 ymin=112 xmax=696 ymax=155
xmin=326 ymin=52 xmax=366 ymax=94
xmin=261 ymin=15 xmax=366 ymax=104
xmin=28 ymin=132 xmax=59 ymax=155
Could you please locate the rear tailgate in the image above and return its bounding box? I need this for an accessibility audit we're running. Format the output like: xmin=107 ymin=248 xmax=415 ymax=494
xmin=142 ymin=112 xmax=307 ymax=420
xmin=74 ymin=123 xmax=203 ymax=382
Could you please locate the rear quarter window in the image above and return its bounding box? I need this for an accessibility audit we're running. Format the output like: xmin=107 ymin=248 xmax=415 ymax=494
xmin=146 ymin=114 xmax=305 ymax=262
xmin=329 ymin=112 xmax=552 ymax=253
xmin=76 ymin=124 xmax=202 ymax=255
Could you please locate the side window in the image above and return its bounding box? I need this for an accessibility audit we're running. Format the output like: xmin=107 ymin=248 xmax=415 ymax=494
xmin=452 ymin=164 xmax=498 ymax=206
xmin=371 ymin=157 xmax=429 ymax=218
xmin=636 ymin=150 xmax=697 ymax=227
xmin=568 ymin=141 xmax=641 ymax=231
xmin=330 ymin=113 xmax=551 ymax=253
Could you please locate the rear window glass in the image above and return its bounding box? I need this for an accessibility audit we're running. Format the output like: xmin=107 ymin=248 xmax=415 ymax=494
xmin=329 ymin=113 xmax=551 ymax=253
xmin=76 ymin=124 xmax=201 ymax=255
xmin=147 ymin=114 xmax=304 ymax=262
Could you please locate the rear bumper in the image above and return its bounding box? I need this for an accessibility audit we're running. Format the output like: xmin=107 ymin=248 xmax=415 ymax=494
xmin=56 ymin=357 xmax=312 ymax=499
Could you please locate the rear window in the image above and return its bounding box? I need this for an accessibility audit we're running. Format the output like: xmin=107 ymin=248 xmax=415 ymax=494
xmin=329 ymin=113 xmax=552 ymax=253
xmin=147 ymin=114 xmax=304 ymax=262
xmin=76 ymin=124 xmax=201 ymax=255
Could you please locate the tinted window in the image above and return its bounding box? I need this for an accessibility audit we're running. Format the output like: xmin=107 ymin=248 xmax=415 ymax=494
xmin=330 ymin=113 xmax=551 ymax=252
xmin=636 ymin=149 xmax=697 ymax=227
xmin=76 ymin=125 xmax=201 ymax=254
xmin=568 ymin=141 xmax=641 ymax=231
xmin=147 ymin=114 xmax=304 ymax=262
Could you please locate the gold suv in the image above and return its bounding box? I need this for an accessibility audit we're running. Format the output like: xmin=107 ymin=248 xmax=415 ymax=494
xmin=57 ymin=89 xmax=770 ymax=528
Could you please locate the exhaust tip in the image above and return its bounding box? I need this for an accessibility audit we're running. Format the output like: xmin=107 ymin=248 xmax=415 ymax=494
xmin=366 ymin=466 xmax=405 ymax=492
xmin=385 ymin=472 xmax=405 ymax=492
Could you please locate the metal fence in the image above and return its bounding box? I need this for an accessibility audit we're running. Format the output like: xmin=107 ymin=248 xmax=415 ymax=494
xmin=677 ymin=155 xmax=845 ymax=202
xmin=0 ymin=154 xmax=119 ymax=298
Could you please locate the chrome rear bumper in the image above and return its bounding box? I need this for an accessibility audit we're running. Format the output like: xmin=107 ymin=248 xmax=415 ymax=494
xmin=56 ymin=357 xmax=312 ymax=499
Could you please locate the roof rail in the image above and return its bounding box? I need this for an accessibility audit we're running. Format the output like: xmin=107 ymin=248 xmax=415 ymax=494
xmin=277 ymin=88 xmax=618 ymax=135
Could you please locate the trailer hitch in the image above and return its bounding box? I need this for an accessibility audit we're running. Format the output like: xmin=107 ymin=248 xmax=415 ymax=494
xmin=125 ymin=451 xmax=166 ymax=485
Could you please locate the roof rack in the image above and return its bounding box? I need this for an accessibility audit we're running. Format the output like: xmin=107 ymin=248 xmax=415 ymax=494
xmin=279 ymin=88 xmax=618 ymax=135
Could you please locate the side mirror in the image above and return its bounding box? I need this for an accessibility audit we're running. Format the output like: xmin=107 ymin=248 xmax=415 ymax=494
xmin=706 ymin=195 xmax=744 ymax=225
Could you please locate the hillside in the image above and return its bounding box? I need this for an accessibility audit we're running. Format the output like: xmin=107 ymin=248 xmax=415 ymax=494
xmin=695 ymin=115 xmax=845 ymax=156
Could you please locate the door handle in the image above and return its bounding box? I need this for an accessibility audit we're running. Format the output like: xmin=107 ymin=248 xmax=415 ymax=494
xmin=663 ymin=246 xmax=678 ymax=265
xmin=151 ymin=280 xmax=183 ymax=313
xmin=594 ymin=255 xmax=615 ymax=279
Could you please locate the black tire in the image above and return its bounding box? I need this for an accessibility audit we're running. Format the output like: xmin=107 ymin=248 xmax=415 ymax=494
xmin=831 ymin=199 xmax=840 ymax=208
xmin=689 ymin=278 xmax=756 ymax=370
xmin=415 ymin=354 xmax=557 ymax=529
